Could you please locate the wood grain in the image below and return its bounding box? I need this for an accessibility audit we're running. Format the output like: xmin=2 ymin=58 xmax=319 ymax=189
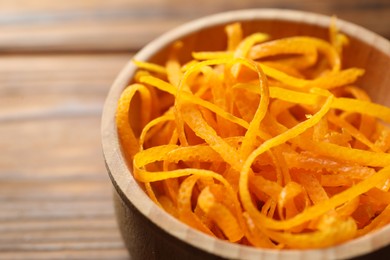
xmin=0 ymin=54 xmax=131 ymax=259
xmin=1 ymin=1 xmax=389 ymax=259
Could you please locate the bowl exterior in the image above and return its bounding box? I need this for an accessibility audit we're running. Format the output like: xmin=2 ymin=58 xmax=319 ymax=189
xmin=113 ymin=189 xmax=223 ymax=260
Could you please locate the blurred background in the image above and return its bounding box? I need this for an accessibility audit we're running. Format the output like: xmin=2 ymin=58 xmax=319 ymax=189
xmin=0 ymin=0 xmax=388 ymax=53
xmin=0 ymin=0 xmax=389 ymax=259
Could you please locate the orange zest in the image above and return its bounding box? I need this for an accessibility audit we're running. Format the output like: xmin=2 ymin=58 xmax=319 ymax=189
xmin=116 ymin=21 xmax=390 ymax=249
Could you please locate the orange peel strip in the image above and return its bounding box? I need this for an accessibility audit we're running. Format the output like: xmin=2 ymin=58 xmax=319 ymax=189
xmin=133 ymin=60 xmax=167 ymax=75
xmin=198 ymin=186 xmax=244 ymax=242
xmin=251 ymin=36 xmax=340 ymax=71
xmin=139 ymin=75 xmax=249 ymax=129
xmin=116 ymin=83 xmax=151 ymax=158
xmin=177 ymin=175 xmax=215 ymax=235
xmin=235 ymin=83 xmax=390 ymax=123
xmin=265 ymin=217 xmax=357 ymax=249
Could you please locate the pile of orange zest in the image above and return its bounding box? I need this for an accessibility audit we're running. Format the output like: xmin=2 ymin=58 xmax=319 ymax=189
xmin=116 ymin=21 xmax=390 ymax=249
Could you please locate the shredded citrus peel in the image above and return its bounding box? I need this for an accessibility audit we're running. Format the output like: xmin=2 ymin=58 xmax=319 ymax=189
xmin=115 ymin=21 xmax=390 ymax=249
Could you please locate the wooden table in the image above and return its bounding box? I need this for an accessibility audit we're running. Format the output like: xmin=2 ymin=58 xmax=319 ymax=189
xmin=0 ymin=1 xmax=389 ymax=259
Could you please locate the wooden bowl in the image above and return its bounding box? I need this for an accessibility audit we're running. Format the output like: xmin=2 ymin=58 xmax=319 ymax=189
xmin=101 ymin=9 xmax=390 ymax=260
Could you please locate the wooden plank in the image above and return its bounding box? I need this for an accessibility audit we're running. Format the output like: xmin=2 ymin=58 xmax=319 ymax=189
xmin=0 ymin=241 xmax=125 ymax=251
xmin=0 ymin=199 xmax=113 ymax=211
xmin=0 ymin=54 xmax=131 ymax=94
xmin=0 ymin=218 xmax=119 ymax=232
xmin=0 ymin=0 xmax=387 ymax=52
xmin=0 ymin=229 xmax=121 ymax=243
xmin=0 ymin=209 xmax=127 ymax=258
xmin=0 ymin=19 xmax=182 ymax=53
xmin=0 ymin=116 xmax=108 ymax=180
xmin=0 ymin=249 xmax=129 ymax=260
xmin=0 ymin=193 xmax=125 ymax=255
xmin=0 ymin=180 xmax=112 ymax=201
xmin=0 ymin=54 xmax=131 ymax=120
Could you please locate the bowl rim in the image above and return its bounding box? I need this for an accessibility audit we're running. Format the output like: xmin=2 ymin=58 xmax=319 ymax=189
xmin=101 ymin=8 xmax=390 ymax=259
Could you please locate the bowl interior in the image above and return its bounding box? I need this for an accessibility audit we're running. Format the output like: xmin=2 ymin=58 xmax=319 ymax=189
xmin=102 ymin=9 xmax=390 ymax=260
